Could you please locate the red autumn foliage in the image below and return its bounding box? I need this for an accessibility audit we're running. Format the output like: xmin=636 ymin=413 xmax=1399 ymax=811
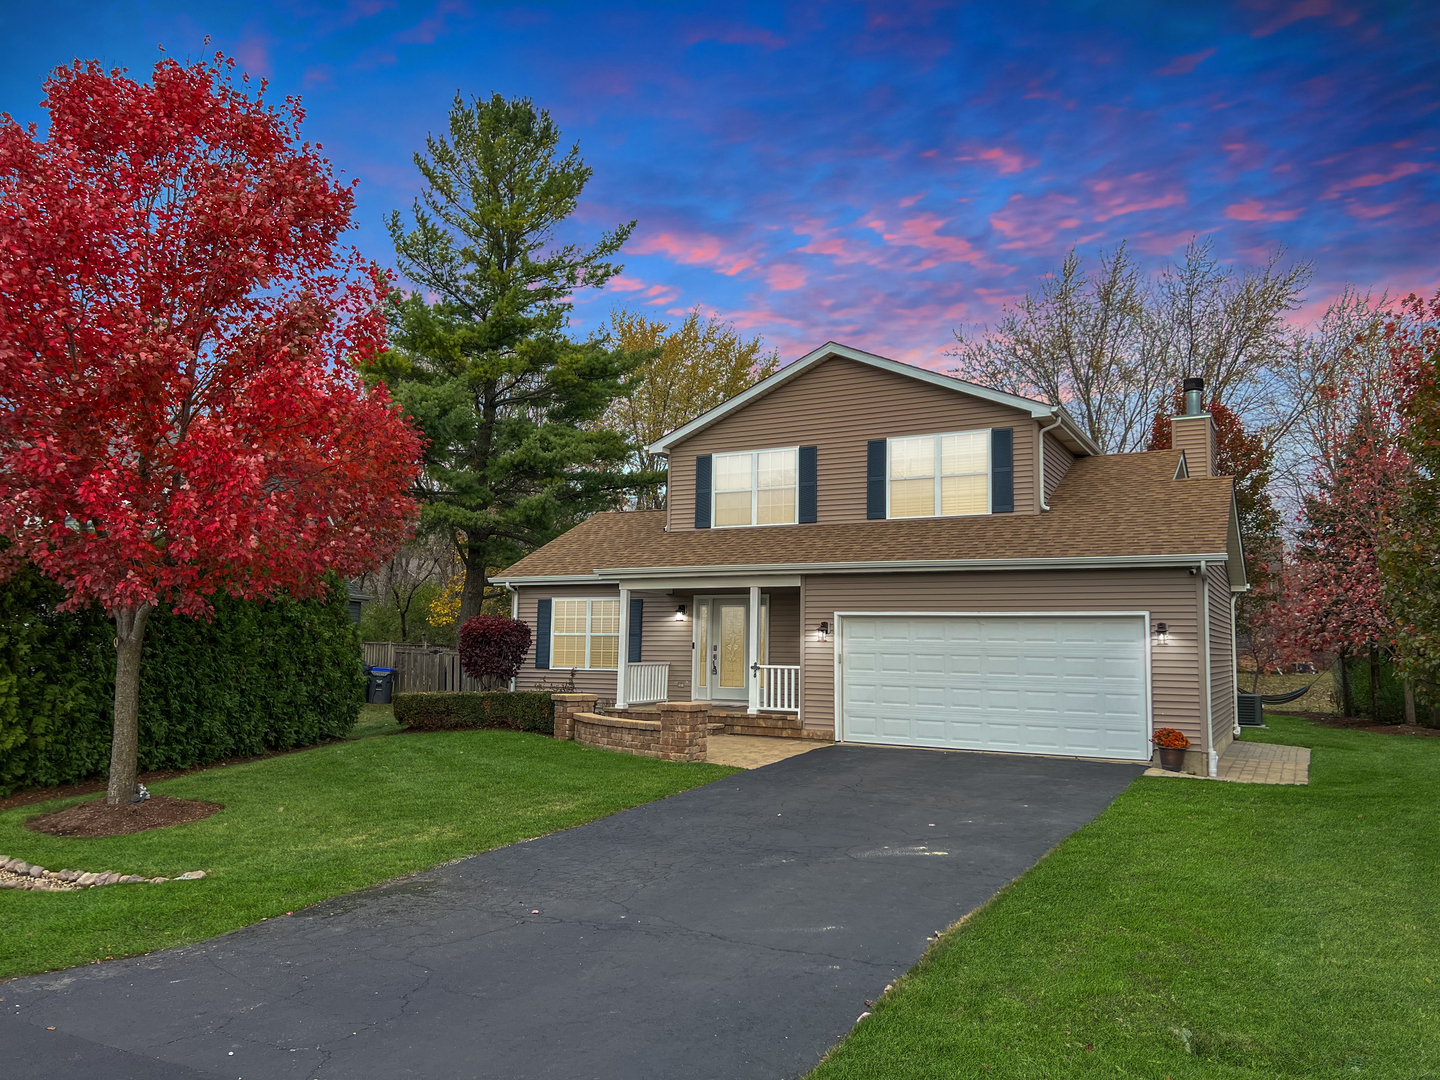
xmin=0 ymin=54 xmax=421 ymax=614
xmin=459 ymin=615 xmax=534 ymax=689
xmin=0 ymin=53 xmax=423 ymax=801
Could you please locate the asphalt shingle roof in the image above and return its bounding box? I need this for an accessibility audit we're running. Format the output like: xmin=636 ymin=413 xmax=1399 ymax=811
xmin=500 ymin=450 xmax=1234 ymax=578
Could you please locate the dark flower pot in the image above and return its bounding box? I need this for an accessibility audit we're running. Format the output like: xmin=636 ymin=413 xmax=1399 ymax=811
xmin=1157 ymin=746 xmax=1187 ymax=772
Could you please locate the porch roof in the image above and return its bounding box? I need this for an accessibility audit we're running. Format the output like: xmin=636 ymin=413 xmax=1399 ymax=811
xmin=497 ymin=450 xmax=1237 ymax=584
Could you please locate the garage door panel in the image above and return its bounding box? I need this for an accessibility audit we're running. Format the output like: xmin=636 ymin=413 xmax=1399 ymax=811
xmin=841 ymin=614 xmax=1149 ymax=761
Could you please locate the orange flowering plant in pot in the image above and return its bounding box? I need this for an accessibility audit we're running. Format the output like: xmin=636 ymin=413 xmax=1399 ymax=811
xmin=1152 ymin=727 xmax=1191 ymax=771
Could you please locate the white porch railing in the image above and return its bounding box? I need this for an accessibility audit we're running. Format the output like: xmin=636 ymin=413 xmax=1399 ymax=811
xmin=626 ymin=662 xmax=670 ymax=705
xmin=756 ymin=664 xmax=800 ymax=712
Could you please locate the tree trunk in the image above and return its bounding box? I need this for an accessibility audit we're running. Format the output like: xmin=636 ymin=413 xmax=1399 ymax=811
xmin=107 ymin=604 xmax=154 ymax=807
xmin=1369 ymin=644 xmax=1381 ymax=722
xmin=1404 ymin=680 xmax=1417 ymax=726
xmin=1338 ymin=646 xmax=1352 ymax=717
xmin=458 ymin=549 xmax=488 ymax=630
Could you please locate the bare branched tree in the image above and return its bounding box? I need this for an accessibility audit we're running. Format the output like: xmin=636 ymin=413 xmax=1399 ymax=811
xmin=950 ymin=238 xmax=1313 ymax=456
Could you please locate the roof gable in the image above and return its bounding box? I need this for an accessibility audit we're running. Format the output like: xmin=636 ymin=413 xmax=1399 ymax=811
xmin=645 ymin=342 xmax=1100 ymax=457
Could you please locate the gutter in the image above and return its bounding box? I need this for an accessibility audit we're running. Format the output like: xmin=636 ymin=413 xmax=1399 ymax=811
xmin=494 ymin=552 xmax=1231 ymax=587
xmin=1036 ymin=411 xmax=1065 ymax=511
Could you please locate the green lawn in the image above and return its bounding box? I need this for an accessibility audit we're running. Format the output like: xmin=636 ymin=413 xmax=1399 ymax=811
xmin=1 ymin=723 xmax=735 ymax=979
xmin=811 ymin=715 xmax=1439 ymax=1079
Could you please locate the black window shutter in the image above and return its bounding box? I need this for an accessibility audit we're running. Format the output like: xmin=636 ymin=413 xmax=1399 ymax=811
xmin=694 ymin=455 xmax=712 ymax=529
xmin=991 ymin=428 xmax=1014 ymax=513
xmin=628 ymin=597 xmax=644 ymax=663
xmin=866 ymin=440 xmax=886 ymax=519
xmin=798 ymin=445 xmax=818 ymax=523
xmin=535 ymin=598 xmax=552 ymax=669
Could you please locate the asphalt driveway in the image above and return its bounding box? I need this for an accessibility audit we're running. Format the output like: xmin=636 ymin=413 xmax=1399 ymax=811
xmin=2 ymin=745 xmax=1142 ymax=1079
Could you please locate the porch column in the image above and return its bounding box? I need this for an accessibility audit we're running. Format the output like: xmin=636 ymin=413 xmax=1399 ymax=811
xmin=616 ymin=586 xmax=630 ymax=709
xmin=747 ymin=585 xmax=761 ymax=714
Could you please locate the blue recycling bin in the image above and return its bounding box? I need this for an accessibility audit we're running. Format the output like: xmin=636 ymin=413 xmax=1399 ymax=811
xmin=367 ymin=667 xmax=396 ymax=705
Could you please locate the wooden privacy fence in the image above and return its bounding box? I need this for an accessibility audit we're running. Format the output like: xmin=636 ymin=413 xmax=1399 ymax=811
xmin=363 ymin=642 xmax=483 ymax=693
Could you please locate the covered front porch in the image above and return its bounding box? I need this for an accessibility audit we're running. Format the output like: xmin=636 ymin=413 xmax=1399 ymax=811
xmin=614 ymin=578 xmax=803 ymax=716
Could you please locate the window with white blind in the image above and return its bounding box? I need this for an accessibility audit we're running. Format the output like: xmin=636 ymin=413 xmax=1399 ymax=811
xmin=888 ymin=431 xmax=990 ymax=518
xmin=550 ymin=598 xmax=620 ymax=670
xmin=712 ymin=447 xmax=798 ymax=527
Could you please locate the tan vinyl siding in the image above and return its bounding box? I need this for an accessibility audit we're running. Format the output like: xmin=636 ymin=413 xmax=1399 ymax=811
xmin=766 ymin=590 xmax=801 ymax=665
xmin=1043 ymin=431 xmax=1075 ymax=504
xmin=801 ymin=568 xmax=1205 ymax=742
xmin=1171 ymin=415 xmax=1215 ymax=479
xmin=514 ymin=584 xmax=620 ymax=698
xmin=638 ymin=591 xmax=696 ymax=700
xmin=668 ymin=356 xmax=1038 ymax=530
xmin=1208 ymin=561 xmax=1236 ymax=753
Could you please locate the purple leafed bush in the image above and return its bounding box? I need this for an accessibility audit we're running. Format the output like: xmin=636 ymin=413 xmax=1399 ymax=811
xmin=459 ymin=615 xmax=533 ymax=690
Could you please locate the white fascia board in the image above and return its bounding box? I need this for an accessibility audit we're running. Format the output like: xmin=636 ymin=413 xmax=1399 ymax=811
xmin=644 ymin=341 xmax=1100 ymax=457
xmin=601 ymin=574 xmax=803 ymax=591
xmin=490 ymin=574 xmax=610 ymax=587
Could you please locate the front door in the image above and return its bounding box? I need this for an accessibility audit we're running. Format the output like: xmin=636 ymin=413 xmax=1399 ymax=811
xmin=708 ymin=598 xmax=749 ymax=703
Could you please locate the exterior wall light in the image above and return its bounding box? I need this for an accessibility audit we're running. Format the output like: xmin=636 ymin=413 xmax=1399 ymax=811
xmin=675 ymin=604 xmax=687 ymax=621
xmin=1154 ymin=622 xmax=1169 ymax=643
xmin=817 ymin=620 xmax=831 ymax=640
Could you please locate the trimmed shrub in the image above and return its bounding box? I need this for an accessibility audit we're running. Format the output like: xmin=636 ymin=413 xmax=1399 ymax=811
xmin=0 ymin=566 xmax=365 ymax=796
xmin=394 ymin=691 xmax=554 ymax=734
xmin=458 ymin=615 xmax=532 ymax=689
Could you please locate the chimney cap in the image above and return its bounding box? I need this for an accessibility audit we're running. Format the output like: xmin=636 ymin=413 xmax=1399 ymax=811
xmin=1182 ymin=377 xmax=1204 ymax=392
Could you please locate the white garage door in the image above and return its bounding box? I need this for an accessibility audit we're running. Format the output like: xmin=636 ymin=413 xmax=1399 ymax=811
xmin=840 ymin=614 xmax=1150 ymax=761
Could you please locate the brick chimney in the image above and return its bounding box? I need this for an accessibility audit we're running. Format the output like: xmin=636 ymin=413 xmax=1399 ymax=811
xmin=1170 ymin=377 xmax=1214 ymax=478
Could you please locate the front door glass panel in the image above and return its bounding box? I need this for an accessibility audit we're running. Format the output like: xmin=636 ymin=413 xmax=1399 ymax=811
xmin=719 ymin=603 xmax=746 ymax=688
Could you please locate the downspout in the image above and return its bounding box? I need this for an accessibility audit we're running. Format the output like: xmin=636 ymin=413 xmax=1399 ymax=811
xmin=1199 ymin=560 xmax=1216 ymax=777
xmin=1230 ymin=592 xmax=1241 ymax=739
xmin=508 ymin=585 xmax=519 ymax=692
xmin=1037 ymin=412 xmax=1064 ymax=511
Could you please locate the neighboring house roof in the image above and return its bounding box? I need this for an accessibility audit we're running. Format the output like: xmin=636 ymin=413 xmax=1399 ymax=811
xmin=644 ymin=342 xmax=1101 ymax=458
xmin=497 ymin=450 xmax=1241 ymax=585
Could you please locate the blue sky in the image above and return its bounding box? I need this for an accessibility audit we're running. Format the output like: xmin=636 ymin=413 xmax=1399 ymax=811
xmin=2 ymin=1 xmax=1437 ymax=364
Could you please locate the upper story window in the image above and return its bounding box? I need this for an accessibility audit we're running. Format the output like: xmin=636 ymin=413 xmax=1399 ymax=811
xmin=889 ymin=431 xmax=989 ymax=518
xmin=713 ymin=447 xmax=798 ymax=527
xmin=551 ymin=598 xmax=620 ymax=670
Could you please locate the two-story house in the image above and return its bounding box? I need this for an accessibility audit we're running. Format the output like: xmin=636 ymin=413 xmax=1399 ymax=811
xmin=496 ymin=343 xmax=1244 ymax=774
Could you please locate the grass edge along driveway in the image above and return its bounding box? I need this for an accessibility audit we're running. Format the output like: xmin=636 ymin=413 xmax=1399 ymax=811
xmin=808 ymin=714 xmax=1439 ymax=1079
xmin=0 ymin=728 xmax=737 ymax=979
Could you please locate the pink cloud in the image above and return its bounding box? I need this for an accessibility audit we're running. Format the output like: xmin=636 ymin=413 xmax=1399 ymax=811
xmin=608 ymin=275 xmax=681 ymax=305
xmin=1250 ymin=0 xmax=1359 ymax=38
xmin=955 ymin=145 xmax=1035 ymax=176
xmin=765 ymin=264 xmax=807 ymax=290
xmin=870 ymin=213 xmax=984 ymax=270
xmin=988 ymin=192 xmax=1083 ymax=252
xmin=683 ymin=21 xmax=786 ymax=50
xmin=1154 ymin=48 xmax=1216 ymax=76
xmin=898 ymin=191 xmax=927 ymax=208
xmin=632 ymin=230 xmax=756 ymax=276
xmin=395 ymin=0 xmax=472 ymax=45
xmin=1224 ymin=199 xmax=1303 ymax=222
xmin=1345 ymin=201 xmax=1401 ymax=221
xmin=1134 ymin=229 xmax=1208 ymax=255
xmin=1323 ymin=161 xmax=1426 ymax=198
xmin=233 ymin=34 xmax=273 ymax=79
xmin=1086 ymin=174 xmax=1187 ymax=221
xmin=791 ymin=219 xmax=889 ymax=267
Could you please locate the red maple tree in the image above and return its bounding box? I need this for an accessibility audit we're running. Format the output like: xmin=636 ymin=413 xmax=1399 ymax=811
xmin=0 ymin=55 xmax=422 ymax=803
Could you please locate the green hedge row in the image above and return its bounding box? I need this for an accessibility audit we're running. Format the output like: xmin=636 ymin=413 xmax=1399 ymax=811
xmin=393 ymin=691 xmax=554 ymax=734
xmin=0 ymin=562 xmax=366 ymax=796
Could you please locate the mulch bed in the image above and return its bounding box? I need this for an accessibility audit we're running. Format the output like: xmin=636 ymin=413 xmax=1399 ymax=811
xmin=25 ymin=795 xmax=224 ymax=838
xmin=1280 ymin=710 xmax=1440 ymax=738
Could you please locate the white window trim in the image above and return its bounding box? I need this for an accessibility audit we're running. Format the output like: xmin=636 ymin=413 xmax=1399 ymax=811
xmin=550 ymin=597 xmax=621 ymax=671
xmin=711 ymin=445 xmax=800 ymax=529
xmin=886 ymin=430 xmax=992 ymax=520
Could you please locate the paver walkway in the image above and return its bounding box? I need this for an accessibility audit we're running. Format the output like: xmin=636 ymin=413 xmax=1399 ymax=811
xmin=2 ymin=746 xmax=1141 ymax=1080
xmin=1144 ymin=739 xmax=1310 ymax=785
xmin=706 ymin=734 xmax=825 ymax=768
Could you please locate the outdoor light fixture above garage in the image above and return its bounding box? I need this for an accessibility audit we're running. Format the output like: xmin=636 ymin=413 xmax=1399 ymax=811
xmin=675 ymin=604 xmax=687 ymax=621
xmin=1154 ymin=622 xmax=1169 ymax=643
xmin=817 ymin=620 xmax=830 ymax=640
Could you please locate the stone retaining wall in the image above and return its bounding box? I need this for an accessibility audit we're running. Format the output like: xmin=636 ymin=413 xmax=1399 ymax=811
xmin=551 ymin=695 xmax=708 ymax=762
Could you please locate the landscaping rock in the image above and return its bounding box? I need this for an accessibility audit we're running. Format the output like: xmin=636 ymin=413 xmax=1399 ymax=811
xmin=28 ymin=865 xmax=45 ymax=877
xmin=174 ymin=871 xmax=206 ymax=880
xmin=77 ymin=872 xmax=99 ymax=886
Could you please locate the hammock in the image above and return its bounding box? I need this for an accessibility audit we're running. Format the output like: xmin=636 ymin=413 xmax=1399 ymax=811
xmin=1247 ymin=659 xmax=1336 ymax=705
